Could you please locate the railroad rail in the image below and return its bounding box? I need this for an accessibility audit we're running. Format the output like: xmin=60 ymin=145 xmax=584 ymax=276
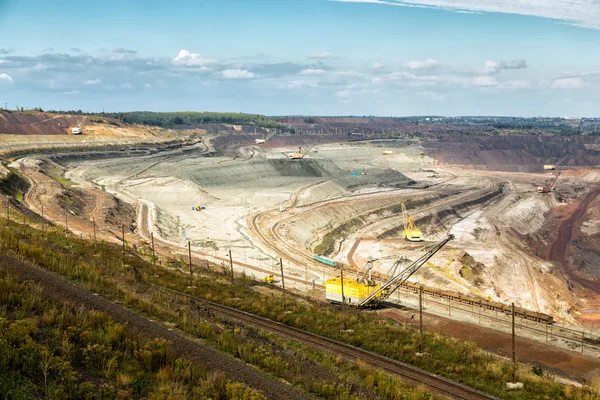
xmin=153 ymin=285 xmax=500 ymax=400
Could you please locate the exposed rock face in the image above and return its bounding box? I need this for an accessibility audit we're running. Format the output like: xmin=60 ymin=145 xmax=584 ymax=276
xmin=425 ymin=135 xmax=600 ymax=172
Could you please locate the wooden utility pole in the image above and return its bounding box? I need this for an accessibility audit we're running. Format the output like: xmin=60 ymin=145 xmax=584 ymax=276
xmin=6 ymin=198 xmax=9 ymax=227
xmin=65 ymin=210 xmax=68 ymax=238
xmin=280 ymin=257 xmax=286 ymax=311
xmin=121 ymin=225 xmax=126 ymax=254
xmin=92 ymin=217 xmax=96 ymax=248
xmin=188 ymin=241 xmax=193 ymax=286
xmin=419 ymin=285 xmax=424 ymax=354
xmin=279 ymin=257 xmax=285 ymax=290
xmin=151 ymin=232 xmax=156 ymax=275
xmin=340 ymin=267 xmax=346 ymax=306
xmin=512 ymin=302 xmax=516 ymax=384
xmin=228 ymin=249 xmax=234 ymax=284
xmin=41 ymin=204 xmax=44 ymax=234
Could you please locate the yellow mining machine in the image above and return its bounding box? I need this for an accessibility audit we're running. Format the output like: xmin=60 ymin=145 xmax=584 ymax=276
xmin=402 ymin=203 xmax=423 ymax=242
xmin=381 ymin=149 xmax=393 ymax=155
xmin=325 ymin=235 xmax=454 ymax=307
xmin=287 ymin=142 xmax=318 ymax=159
xmin=262 ymin=274 xmax=276 ymax=284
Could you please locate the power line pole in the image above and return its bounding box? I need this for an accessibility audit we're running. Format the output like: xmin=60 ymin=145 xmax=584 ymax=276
xmin=188 ymin=240 xmax=193 ymax=286
xmin=419 ymin=285 xmax=424 ymax=354
xmin=92 ymin=217 xmax=96 ymax=248
xmin=512 ymin=302 xmax=516 ymax=384
xmin=340 ymin=266 xmax=346 ymax=306
xmin=151 ymin=232 xmax=157 ymax=276
xmin=65 ymin=210 xmax=68 ymax=238
xmin=279 ymin=257 xmax=286 ymax=311
xmin=121 ymin=225 xmax=125 ymax=254
xmin=229 ymin=249 xmax=234 ymax=284
xmin=279 ymin=257 xmax=285 ymax=290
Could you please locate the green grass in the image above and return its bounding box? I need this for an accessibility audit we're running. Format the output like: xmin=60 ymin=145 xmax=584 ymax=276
xmin=1 ymin=214 xmax=598 ymax=399
xmin=0 ymin=268 xmax=265 ymax=400
xmin=0 ymin=170 xmax=30 ymax=201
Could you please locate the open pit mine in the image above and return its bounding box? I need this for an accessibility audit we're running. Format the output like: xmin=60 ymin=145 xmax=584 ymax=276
xmin=6 ymin=112 xmax=600 ymax=369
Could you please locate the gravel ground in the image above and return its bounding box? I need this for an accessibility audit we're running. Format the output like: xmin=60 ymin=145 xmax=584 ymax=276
xmin=0 ymin=253 xmax=312 ymax=400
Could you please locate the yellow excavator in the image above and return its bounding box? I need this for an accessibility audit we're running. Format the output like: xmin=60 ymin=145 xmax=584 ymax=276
xmin=402 ymin=203 xmax=423 ymax=242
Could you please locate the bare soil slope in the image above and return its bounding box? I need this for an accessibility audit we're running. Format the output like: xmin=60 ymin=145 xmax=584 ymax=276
xmin=425 ymin=135 xmax=600 ymax=172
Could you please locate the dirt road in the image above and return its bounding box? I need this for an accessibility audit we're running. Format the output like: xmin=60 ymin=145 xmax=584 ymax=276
xmin=544 ymin=186 xmax=600 ymax=293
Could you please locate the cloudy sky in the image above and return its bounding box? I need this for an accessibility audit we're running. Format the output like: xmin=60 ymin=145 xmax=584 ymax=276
xmin=0 ymin=0 xmax=599 ymax=116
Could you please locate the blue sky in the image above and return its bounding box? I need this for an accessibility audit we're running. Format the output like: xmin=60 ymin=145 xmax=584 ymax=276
xmin=0 ymin=0 xmax=599 ymax=116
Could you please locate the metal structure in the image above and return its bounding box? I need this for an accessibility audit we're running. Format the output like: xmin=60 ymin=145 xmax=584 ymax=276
xmin=314 ymin=254 xmax=337 ymax=267
xmin=71 ymin=116 xmax=86 ymax=135
xmin=358 ymin=234 xmax=454 ymax=307
xmin=537 ymin=171 xmax=561 ymax=193
xmin=402 ymin=203 xmax=423 ymax=241
xmin=255 ymin=130 xmax=276 ymax=144
xmin=287 ymin=142 xmax=318 ymax=159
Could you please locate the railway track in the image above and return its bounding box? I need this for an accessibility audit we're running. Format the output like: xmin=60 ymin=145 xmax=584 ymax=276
xmin=154 ymin=285 xmax=500 ymax=400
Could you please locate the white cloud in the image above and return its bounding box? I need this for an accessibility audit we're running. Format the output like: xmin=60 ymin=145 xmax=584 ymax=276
xmin=551 ymin=77 xmax=585 ymax=89
xmin=308 ymin=52 xmax=331 ymax=59
xmin=417 ymin=91 xmax=446 ymax=102
xmin=485 ymin=59 xmax=527 ymax=73
xmin=375 ymin=71 xmax=440 ymax=86
xmin=473 ymin=76 xmax=498 ymax=87
xmin=405 ymin=59 xmax=439 ymax=70
xmin=299 ymin=68 xmax=325 ymax=75
xmin=63 ymin=90 xmax=79 ymax=95
xmin=172 ymin=49 xmax=217 ymax=66
xmin=331 ymin=0 xmax=600 ymax=30
xmin=222 ymin=69 xmax=255 ymax=79
xmin=123 ymin=82 xmax=132 ymax=89
xmin=501 ymin=79 xmax=531 ymax=89
xmin=372 ymin=62 xmax=385 ymax=70
xmin=84 ymin=78 xmax=102 ymax=85
xmin=335 ymin=71 xmax=364 ymax=77
xmin=144 ymin=83 xmax=152 ymax=88
xmin=32 ymin=63 xmax=49 ymax=71
xmin=284 ymin=80 xmax=318 ymax=90
xmin=0 ymin=73 xmax=13 ymax=83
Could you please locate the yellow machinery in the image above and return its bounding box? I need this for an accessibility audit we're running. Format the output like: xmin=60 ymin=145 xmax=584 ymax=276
xmin=262 ymin=274 xmax=275 ymax=284
xmin=325 ymin=235 xmax=454 ymax=307
xmin=287 ymin=142 xmax=318 ymax=160
xmin=401 ymin=203 xmax=423 ymax=241
xmin=325 ymin=277 xmax=382 ymax=305
xmin=543 ymin=164 xmax=556 ymax=170
xmin=381 ymin=150 xmax=393 ymax=155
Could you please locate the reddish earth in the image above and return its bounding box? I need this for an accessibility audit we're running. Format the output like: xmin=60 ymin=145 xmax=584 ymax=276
xmin=425 ymin=135 xmax=600 ymax=172
xmin=0 ymin=111 xmax=83 ymax=135
xmin=382 ymin=309 xmax=600 ymax=382
xmin=543 ymin=187 xmax=600 ymax=287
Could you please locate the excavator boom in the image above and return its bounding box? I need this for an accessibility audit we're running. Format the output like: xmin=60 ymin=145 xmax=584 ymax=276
xmin=358 ymin=234 xmax=454 ymax=307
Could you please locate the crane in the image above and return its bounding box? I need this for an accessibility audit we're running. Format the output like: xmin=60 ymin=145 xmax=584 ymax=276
xmin=402 ymin=203 xmax=423 ymax=241
xmin=537 ymin=171 xmax=561 ymax=193
xmin=287 ymin=142 xmax=318 ymax=159
xmin=71 ymin=116 xmax=86 ymax=135
xmin=543 ymin=155 xmax=568 ymax=170
xmin=255 ymin=130 xmax=276 ymax=144
xmin=358 ymin=234 xmax=454 ymax=307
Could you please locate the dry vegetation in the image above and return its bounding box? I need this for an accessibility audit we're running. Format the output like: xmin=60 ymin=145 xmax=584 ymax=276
xmin=0 ymin=207 xmax=598 ymax=399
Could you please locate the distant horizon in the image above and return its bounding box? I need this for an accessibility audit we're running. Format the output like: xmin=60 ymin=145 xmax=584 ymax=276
xmin=2 ymin=107 xmax=598 ymax=120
